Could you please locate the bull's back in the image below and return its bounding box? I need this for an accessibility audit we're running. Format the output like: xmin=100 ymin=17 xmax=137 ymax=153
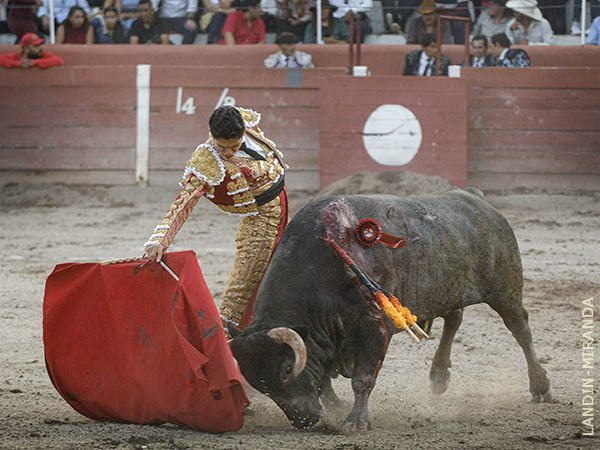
xmin=260 ymin=189 xmax=522 ymax=324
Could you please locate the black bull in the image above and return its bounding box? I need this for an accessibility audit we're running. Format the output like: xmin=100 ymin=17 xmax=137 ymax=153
xmin=230 ymin=188 xmax=552 ymax=431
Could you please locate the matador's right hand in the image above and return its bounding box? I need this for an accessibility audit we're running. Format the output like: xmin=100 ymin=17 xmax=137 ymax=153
xmin=144 ymin=243 xmax=164 ymax=263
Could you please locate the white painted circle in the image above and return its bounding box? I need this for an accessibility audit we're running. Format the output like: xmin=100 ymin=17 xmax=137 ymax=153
xmin=362 ymin=104 xmax=422 ymax=166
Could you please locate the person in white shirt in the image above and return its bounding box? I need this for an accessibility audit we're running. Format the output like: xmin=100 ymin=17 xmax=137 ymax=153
xmin=264 ymin=31 xmax=315 ymax=68
xmin=505 ymin=0 xmax=553 ymax=45
xmin=151 ymin=0 xmax=198 ymax=43
xmin=403 ymin=33 xmax=450 ymax=76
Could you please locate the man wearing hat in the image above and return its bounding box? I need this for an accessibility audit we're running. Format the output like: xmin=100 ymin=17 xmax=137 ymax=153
xmin=505 ymin=0 xmax=553 ymax=44
xmin=0 ymin=32 xmax=64 ymax=69
xmin=405 ymin=0 xmax=453 ymax=45
xmin=264 ymin=31 xmax=315 ymax=68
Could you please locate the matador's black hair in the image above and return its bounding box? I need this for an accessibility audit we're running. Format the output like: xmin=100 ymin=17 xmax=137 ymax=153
xmin=209 ymin=106 xmax=245 ymax=139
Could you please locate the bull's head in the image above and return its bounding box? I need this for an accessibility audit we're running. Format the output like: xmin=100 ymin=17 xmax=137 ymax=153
xmin=230 ymin=327 xmax=321 ymax=429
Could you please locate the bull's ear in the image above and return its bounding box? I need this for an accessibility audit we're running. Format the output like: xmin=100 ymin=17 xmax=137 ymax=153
xmin=292 ymin=326 xmax=309 ymax=341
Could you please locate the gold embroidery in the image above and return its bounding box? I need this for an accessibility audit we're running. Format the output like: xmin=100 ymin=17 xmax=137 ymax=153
xmin=186 ymin=146 xmax=224 ymax=185
xmin=219 ymin=197 xmax=283 ymax=325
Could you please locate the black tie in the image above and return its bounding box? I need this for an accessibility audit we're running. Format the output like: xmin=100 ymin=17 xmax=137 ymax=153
xmin=240 ymin=142 xmax=265 ymax=161
xmin=425 ymin=59 xmax=433 ymax=76
xmin=284 ymin=56 xmax=289 ymax=67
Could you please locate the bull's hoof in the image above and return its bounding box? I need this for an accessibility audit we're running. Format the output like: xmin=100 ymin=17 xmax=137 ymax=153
xmin=531 ymin=387 xmax=554 ymax=404
xmin=429 ymin=368 xmax=450 ymax=395
xmin=340 ymin=418 xmax=371 ymax=434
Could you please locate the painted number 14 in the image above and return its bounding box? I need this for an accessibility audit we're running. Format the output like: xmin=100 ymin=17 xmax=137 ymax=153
xmin=176 ymin=87 xmax=196 ymax=115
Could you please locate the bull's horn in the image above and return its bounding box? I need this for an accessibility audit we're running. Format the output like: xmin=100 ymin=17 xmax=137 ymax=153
xmin=267 ymin=327 xmax=307 ymax=379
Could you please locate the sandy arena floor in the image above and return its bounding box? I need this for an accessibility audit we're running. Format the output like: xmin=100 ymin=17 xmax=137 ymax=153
xmin=0 ymin=173 xmax=598 ymax=449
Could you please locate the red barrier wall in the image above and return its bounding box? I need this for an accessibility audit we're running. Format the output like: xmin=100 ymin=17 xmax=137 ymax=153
xmin=320 ymin=76 xmax=468 ymax=188
xmin=1 ymin=45 xmax=599 ymax=191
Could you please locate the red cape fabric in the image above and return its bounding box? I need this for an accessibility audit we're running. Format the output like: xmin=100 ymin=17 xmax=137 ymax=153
xmin=43 ymin=251 xmax=248 ymax=432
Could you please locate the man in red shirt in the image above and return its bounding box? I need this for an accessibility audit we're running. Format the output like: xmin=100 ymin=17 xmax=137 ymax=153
xmin=0 ymin=33 xmax=64 ymax=69
xmin=220 ymin=0 xmax=265 ymax=44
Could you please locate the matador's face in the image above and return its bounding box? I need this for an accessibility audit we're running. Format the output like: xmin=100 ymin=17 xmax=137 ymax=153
xmin=213 ymin=137 xmax=244 ymax=159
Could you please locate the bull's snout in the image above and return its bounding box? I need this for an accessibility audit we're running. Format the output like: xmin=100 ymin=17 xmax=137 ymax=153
xmin=288 ymin=409 xmax=320 ymax=430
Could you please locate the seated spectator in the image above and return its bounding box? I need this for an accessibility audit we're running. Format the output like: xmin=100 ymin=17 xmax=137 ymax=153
xmin=38 ymin=0 xmax=92 ymax=37
xmin=489 ymin=31 xmax=530 ymax=66
xmin=403 ymin=33 xmax=450 ymax=76
xmin=156 ymin=0 xmax=198 ymax=44
xmin=330 ymin=0 xmax=371 ymax=44
xmin=405 ymin=0 xmax=453 ymax=45
xmin=200 ymin=0 xmax=235 ymax=44
xmin=382 ymin=0 xmax=420 ymax=33
xmin=275 ymin=0 xmax=312 ymax=42
xmin=56 ymin=6 xmax=94 ymax=43
xmin=7 ymin=0 xmax=43 ymax=43
xmin=469 ymin=34 xmax=496 ymax=67
xmin=221 ymin=0 xmax=265 ymax=44
xmin=572 ymin=0 xmax=599 ymax=34
xmin=303 ymin=0 xmax=348 ymax=43
xmin=113 ymin=0 xmax=141 ymax=33
xmin=434 ymin=0 xmax=469 ymax=44
xmin=472 ymin=0 xmax=512 ymax=42
xmin=128 ymin=0 xmax=169 ymax=43
xmin=505 ymin=0 xmax=553 ymax=45
xmin=264 ymin=31 xmax=314 ymax=67
xmin=0 ymin=32 xmax=64 ymax=68
xmin=587 ymin=16 xmax=600 ymax=45
xmin=92 ymin=6 xmax=127 ymax=42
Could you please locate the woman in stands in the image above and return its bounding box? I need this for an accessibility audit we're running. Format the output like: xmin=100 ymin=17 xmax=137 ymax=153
xmin=56 ymin=6 xmax=94 ymax=44
xmin=92 ymin=7 xmax=127 ymax=43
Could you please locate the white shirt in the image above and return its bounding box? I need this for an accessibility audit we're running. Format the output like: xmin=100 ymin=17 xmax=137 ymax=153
xmin=330 ymin=0 xmax=372 ymax=19
xmin=506 ymin=17 xmax=554 ymax=45
xmin=152 ymin=0 xmax=198 ymax=18
xmin=472 ymin=57 xmax=484 ymax=67
xmin=418 ymin=51 xmax=434 ymax=76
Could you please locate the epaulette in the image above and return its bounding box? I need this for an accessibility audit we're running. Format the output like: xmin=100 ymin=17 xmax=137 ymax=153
xmin=181 ymin=144 xmax=225 ymax=187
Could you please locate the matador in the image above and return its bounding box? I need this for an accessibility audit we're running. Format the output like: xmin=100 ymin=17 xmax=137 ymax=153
xmin=144 ymin=106 xmax=288 ymax=330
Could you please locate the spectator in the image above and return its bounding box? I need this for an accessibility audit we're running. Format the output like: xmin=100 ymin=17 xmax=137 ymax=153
xmin=472 ymin=0 xmax=512 ymax=42
xmin=505 ymin=0 xmax=553 ymax=44
xmin=112 ymin=0 xmax=141 ymax=33
xmin=56 ymin=6 xmax=94 ymax=42
xmin=435 ymin=0 xmax=469 ymax=44
xmin=587 ymin=15 xmax=600 ymax=44
xmin=128 ymin=0 xmax=169 ymax=43
xmin=405 ymin=0 xmax=453 ymax=44
xmin=382 ymin=0 xmax=421 ymax=33
xmin=92 ymin=6 xmax=127 ymax=42
xmin=403 ymin=33 xmax=450 ymax=76
xmin=264 ymin=31 xmax=314 ymax=67
xmin=330 ymin=0 xmax=372 ymax=43
xmin=275 ymin=0 xmax=312 ymax=42
xmin=537 ymin=0 xmax=566 ymax=34
xmin=38 ymin=0 xmax=91 ymax=36
xmin=490 ymin=31 xmax=530 ymax=66
xmin=7 ymin=0 xmax=43 ymax=42
xmin=200 ymin=0 xmax=235 ymax=44
xmin=303 ymin=0 xmax=348 ymax=43
xmin=260 ymin=0 xmax=278 ymax=33
xmin=153 ymin=0 xmax=198 ymax=44
xmin=0 ymin=31 xmax=64 ymax=68
xmin=469 ymin=34 xmax=496 ymax=66
xmin=572 ymin=0 xmax=599 ymax=34
xmin=221 ymin=0 xmax=265 ymax=44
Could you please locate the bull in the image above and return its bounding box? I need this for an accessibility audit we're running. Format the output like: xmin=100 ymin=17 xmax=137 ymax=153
xmin=229 ymin=188 xmax=552 ymax=432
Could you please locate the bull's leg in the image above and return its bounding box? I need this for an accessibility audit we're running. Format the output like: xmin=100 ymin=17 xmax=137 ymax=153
xmin=429 ymin=308 xmax=463 ymax=395
xmin=320 ymin=375 xmax=344 ymax=411
xmin=489 ymin=301 xmax=552 ymax=403
xmin=341 ymin=321 xmax=388 ymax=433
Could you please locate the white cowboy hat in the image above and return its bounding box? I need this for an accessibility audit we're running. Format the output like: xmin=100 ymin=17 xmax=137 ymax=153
xmin=506 ymin=0 xmax=544 ymax=21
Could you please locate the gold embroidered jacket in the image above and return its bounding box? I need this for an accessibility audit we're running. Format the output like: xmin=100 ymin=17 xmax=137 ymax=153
xmin=144 ymin=109 xmax=287 ymax=251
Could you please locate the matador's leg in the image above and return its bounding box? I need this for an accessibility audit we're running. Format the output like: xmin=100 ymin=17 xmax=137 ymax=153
xmin=219 ymin=196 xmax=285 ymax=327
